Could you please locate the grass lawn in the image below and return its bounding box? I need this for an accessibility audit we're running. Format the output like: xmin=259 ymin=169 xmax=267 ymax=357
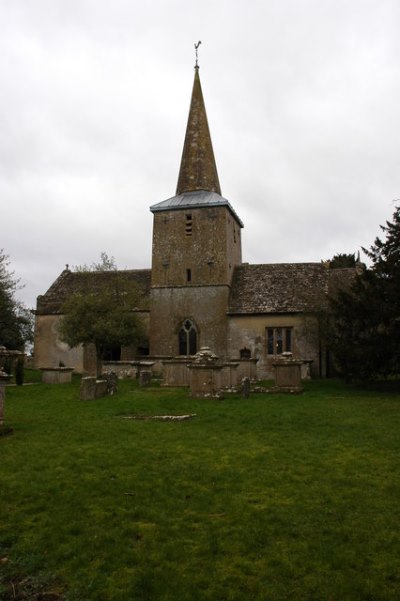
xmin=1 ymin=376 xmax=400 ymax=600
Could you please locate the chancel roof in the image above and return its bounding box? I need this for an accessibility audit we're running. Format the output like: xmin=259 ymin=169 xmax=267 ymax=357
xmin=35 ymin=268 xmax=151 ymax=315
xmin=228 ymin=263 xmax=355 ymax=314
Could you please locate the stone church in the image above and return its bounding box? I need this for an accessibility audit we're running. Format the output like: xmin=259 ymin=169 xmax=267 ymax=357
xmin=33 ymin=65 xmax=353 ymax=379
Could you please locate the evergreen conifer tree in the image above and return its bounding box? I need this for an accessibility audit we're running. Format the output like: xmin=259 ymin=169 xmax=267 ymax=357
xmin=329 ymin=206 xmax=400 ymax=380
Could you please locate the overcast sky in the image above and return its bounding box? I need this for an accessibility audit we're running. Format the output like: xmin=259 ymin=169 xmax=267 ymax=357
xmin=1 ymin=0 xmax=400 ymax=308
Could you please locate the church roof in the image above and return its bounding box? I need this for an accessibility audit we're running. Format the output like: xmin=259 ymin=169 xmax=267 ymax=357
xmin=35 ymin=268 xmax=151 ymax=315
xmin=150 ymin=190 xmax=244 ymax=227
xmin=176 ymin=67 xmax=221 ymax=195
xmin=229 ymin=263 xmax=332 ymax=314
xmin=36 ymin=264 xmax=356 ymax=317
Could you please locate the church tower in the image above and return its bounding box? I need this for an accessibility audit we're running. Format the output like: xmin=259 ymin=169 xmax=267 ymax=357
xmin=149 ymin=62 xmax=243 ymax=358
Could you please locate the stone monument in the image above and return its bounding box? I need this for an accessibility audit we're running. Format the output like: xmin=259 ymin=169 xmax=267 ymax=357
xmin=188 ymin=347 xmax=224 ymax=399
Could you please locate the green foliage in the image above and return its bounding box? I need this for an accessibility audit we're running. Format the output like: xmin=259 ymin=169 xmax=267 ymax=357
xmin=0 ymin=249 xmax=33 ymax=350
xmin=73 ymin=251 xmax=117 ymax=272
xmin=329 ymin=252 xmax=356 ymax=268
xmin=329 ymin=206 xmax=400 ymax=380
xmin=15 ymin=356 xmax=24 ymax=386
xmin=1 ymin=380 xmax=400 ymax=600
xmin=59 ymin=273 xmax=144 ymax=373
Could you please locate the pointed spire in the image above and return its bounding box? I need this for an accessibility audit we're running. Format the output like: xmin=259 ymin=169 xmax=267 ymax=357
xmin=176 ymin=66 xmax=221 ymax=195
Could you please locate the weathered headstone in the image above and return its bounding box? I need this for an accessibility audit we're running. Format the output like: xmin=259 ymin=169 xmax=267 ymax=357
xmin=104 ymin=371 xmax=118 ymax=395
xmin=40 ymin=367 xmax=74 ymax=384
xmin=80 ymin=376 xmax=97 ymax=400
xmin=241 ymin=376 xmax=250 ymax=399
xmin=95 ymin=380 xmax=108 ymax=398
xmin=0 ymin=369 xmax=12 ymax=426
xmin=188 ymin=347 xmax=224 ymax=399
xmin=272 ymin=352 xmax=303 ymax=392
xmin=139 ymin=370 xmax=152 ymax=386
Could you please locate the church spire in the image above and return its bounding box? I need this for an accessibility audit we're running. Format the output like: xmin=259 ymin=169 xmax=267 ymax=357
xmin=176 ymin=62 xmax=221 ymax=196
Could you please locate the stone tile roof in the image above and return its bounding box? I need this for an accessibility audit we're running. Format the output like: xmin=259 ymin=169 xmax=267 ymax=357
xmin=35 ymin=269 xmax=151 ymax=315
xmin=228 ymin=263 xmax=355 ymax=314
xmin=36 ymin=264 xmax=356 ymax=317
xmin=176 ymin=67 xmax=221 ymax=196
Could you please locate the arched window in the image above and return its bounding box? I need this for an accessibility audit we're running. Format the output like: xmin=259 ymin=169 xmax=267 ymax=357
xmin=178 ymin=319 xmax=197 ymax=355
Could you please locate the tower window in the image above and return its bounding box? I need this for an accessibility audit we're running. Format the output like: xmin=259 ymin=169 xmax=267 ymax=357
xmin=186 ymin=268 xmax=192 ymax=282
xmin=185 ymin=214 xmax=193 ymax=235
xmin=179 ymin=319 xmax=197 ymax=355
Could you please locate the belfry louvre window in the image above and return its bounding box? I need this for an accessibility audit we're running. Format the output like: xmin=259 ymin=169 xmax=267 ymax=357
xmin=179 ymin=319 xmax=197 ymax=355
xmin=266 ymin=327 xmax=292 ymax=355
xmin=185 ymin=214 xmax=193 ymax=235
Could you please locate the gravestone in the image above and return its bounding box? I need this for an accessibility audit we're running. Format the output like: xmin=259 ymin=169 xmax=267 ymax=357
xmin=0 ymin=369 xmax=12 ymax=426
xmin=241 ymin=377 xmax=250 ymax=399
xmin=188 ymin=347 xmax=224 ymax=399
xmin=139 ymin=370 xmax=152 ymax=386
xmin=272 ymin=352 xmax=303 ymax=392
xmin=40 ymin=367 xmax=74 ymax=384
xmin=104 ymin=371 xmax=118 ymax=395
xmin=80 ymin=376 xmax=97 ymax=400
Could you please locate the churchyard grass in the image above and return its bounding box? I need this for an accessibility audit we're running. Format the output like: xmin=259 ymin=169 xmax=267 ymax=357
xmin=1 ymin=377 xmax=400 ymax=600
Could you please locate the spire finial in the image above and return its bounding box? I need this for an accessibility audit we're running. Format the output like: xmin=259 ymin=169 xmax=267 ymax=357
xmin=194 ymin=41 xmax=201 ymax=68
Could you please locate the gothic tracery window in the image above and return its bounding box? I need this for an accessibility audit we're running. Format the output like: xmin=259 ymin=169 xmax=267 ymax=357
xmin=179 ymin=319 xmax=197 ymax=355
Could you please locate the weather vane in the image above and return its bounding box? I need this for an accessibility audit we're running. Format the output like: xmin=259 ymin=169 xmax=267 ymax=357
xmin=194 ymin=41 xmax=202 ymax=68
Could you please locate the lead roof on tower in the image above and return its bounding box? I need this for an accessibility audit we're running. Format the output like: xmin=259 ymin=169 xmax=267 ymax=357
xmin=150 ymin=190 xmax=244 ymax=227
xmin=150 ymin=61 xmax=243 ymax=227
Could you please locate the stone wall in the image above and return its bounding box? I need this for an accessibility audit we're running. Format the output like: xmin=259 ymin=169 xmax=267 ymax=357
xmin=151 ymin=206 xmax=242 ymax=288
xmin=34 ymin=311 xmax=150 ymax=374
xmin=33 ymin=314 xmax=84 ymax=371
xmin=149 ymin=286 xmax=230 ymax=359
xmin=228 ymin=313 xmax=321 ymax=379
